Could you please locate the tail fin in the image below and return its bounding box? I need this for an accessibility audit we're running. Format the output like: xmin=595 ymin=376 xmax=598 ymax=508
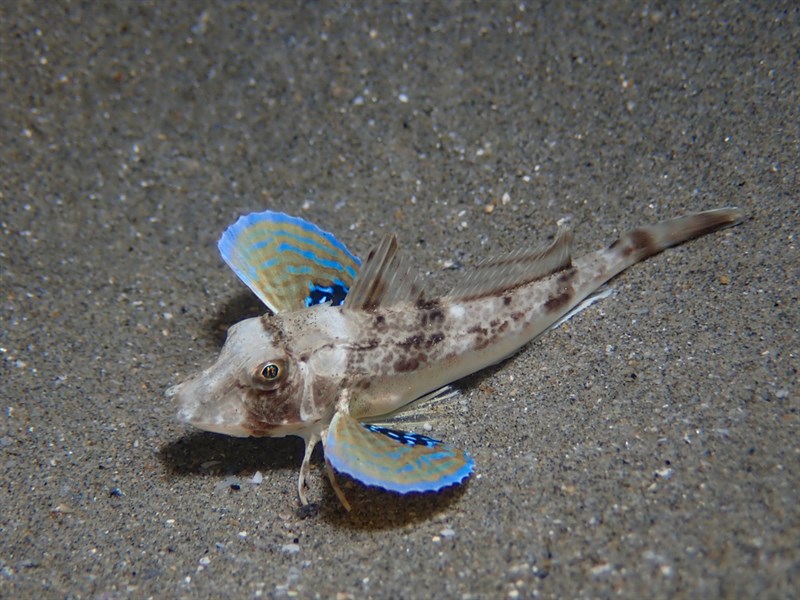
xmin=609 ymin=207 xmax=743 ymax=265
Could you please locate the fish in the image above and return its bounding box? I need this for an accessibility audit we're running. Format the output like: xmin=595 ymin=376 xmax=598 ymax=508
xmin=167 ymin=207 xmax=743 ymax=510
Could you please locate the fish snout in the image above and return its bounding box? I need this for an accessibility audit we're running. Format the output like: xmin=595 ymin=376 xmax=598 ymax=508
xmin=167 ymin=373 xmax=253 ymax=438
xmin=166 ymin=377 xmax=202 ymax=424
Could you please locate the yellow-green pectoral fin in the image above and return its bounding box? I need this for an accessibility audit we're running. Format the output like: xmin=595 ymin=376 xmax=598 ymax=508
xmin=324 ymin=411 xmax=474 ymax=494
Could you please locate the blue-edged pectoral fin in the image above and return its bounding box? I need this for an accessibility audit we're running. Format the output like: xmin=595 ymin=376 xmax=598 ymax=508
xmin=323 ymin=411 xmax=474 ymax=502
xmin=218 ymin=210 xmax=361 ymax=313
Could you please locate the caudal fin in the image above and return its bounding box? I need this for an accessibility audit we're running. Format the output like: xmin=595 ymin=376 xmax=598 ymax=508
xmin=610 ymin=207 xmax=743 ymax=265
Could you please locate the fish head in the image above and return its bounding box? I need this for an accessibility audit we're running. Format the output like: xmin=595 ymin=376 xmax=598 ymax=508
xmin=167 ymin=315 xmax=309 ymax=438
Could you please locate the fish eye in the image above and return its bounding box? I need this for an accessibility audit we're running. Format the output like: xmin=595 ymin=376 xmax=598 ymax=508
xmin=254 ymin=360 xmax=285 ymax=385
xmin=261 ymin=363 xmax=280 ymax=380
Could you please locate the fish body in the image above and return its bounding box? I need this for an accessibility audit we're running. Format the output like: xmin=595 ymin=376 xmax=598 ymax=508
xmin=168 ymin=208 xmax=742 ymax=509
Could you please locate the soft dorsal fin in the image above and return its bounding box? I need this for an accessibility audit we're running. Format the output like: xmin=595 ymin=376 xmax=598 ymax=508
xmin=343 ymin=235 xmax=423 ymax=310
xmin=447 ymin=228 xmax=573 ymax=301
xmin=323 ymin=410 xmax=474 ymax=494
xmin=218 ymin=211 xmax=361 ymax=313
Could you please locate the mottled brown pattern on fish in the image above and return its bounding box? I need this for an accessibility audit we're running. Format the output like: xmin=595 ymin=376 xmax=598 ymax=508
xmin=397 ymin=332 xmax=447 ymax=350
xmin=476 ymin=314 xmax=515 ymax=350
xmin=473 ymin=334 xmax=493 ymax=351
xmin=398 ymin=334 xmax=424 ymax=350
xmin=493 ymin=320 xmax=509 ymax=335
xmin=241 ymin=379 xmax=302 ymax=432
xmin=428 ymin=332 xmax=445 ymax=345
xmin=419 ymin=307 xmax=446 ymax=328
xmin=345 ymin=250 xmax=592 ymax=401
xmin=340 ymin=209 xmax=743 ymax=421
xmin=467 ymin=324 xmax=488 ymax=337
xmin=395 ymin=355 xmax=424 ymax=372
xmin=347 ymin=306 xmax=450 ymax=381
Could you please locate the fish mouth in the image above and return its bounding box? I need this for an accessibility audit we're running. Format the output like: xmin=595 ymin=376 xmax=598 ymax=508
xmin=167 ymin=378 xmax=253 ymax=438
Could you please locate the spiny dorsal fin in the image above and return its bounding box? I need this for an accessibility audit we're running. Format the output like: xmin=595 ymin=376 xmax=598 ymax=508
xmin=343 ymin=235 xmax=424 ymax=310
xmin=447 ymin=228 xmax=573 ymax=301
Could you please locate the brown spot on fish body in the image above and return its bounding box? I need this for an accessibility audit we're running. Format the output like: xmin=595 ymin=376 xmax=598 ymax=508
xmin=558 ymin=267 xmax=577 ymax=284
xmin=419 ymin=307 xmax=446 ymax=328
xmin=354 ymin=379 xmax=372 ymax=391
xmin=503 ymin=295 xmax=512 ymax=306
xmin=416 ymin=298 xmax=440 ymax=310
xmin=373 ymin=314 xmax=388 ymax=333
xmin=395 ymin=331 xmax=443 ymax=353
xmin=426 ymin=332 xmax=445 ymax=347
xmin=473 ymin=334 xmax=494 ymax=350
xmin=394 ymin=356 xmax=420 ymax=372
xmin=544 ymin=289 xmax=573 ymax=313
xmin=467 ymin=324 xmax=488 ymax=336
xmin=399 ymin=357 xmax=419 ymax=372
xmin=398 ymin=334 xmax=424 ymax=350
xmin=511 ymin=311 xmax=525 ymax=323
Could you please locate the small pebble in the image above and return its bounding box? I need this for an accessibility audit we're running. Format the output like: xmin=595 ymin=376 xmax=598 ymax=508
xmin=281 ymin=543 xmax=301 ymax=555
